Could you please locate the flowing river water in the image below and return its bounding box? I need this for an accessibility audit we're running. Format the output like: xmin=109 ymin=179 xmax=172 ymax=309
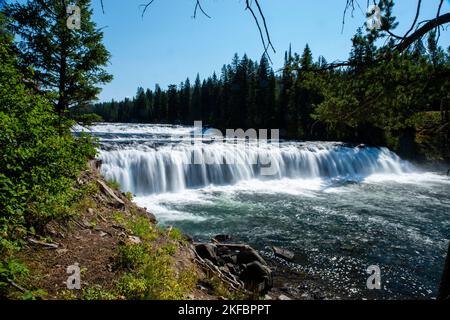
xmin=76 ymin=123 xmax=450 ymax=299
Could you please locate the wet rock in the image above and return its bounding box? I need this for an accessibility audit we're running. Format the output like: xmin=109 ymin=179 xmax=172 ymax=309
xmin=195 ymin=244 xmax=218 ymax=264
xmin=340 ymin=244 xmax=354 ymax=252
xmin=239 ymin=261 xmax=272 ymax=293
xmin=217 ymin=246 xmax=232 ymax=256
xmin=213 ymin=234 xmax=232 ymax=243
xmin=237 ymin=247 xmax=268 ymax=266
xmin=300 ymin=292 xmax=311 ymax=299
xmin=222 ymin=254 xmax=238 ymax=265
xmin=226 ymin=263 xmax=239 ymax=275
xmin=272 ymin=246 xmax=295 ymax=262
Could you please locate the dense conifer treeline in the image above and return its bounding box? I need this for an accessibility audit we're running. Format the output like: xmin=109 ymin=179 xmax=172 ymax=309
xmin=78 ymin=34 xmax=449 ymax=160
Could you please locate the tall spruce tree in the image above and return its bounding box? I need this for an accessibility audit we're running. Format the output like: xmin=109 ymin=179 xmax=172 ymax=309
xmin=191 ymin=74 xmax=202 ymax=122
xmin=180 ymin=78 xmax=191 ymax=124
xmin=4 ymin=0 xmax=112 ymax=115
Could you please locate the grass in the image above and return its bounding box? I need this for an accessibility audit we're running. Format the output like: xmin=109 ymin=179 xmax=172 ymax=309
xmin=8 ymin=175 xmax=204 ymax=301
xmin=201 ymin=275 xmax=256 ymax=300
xmin=115 ymin=242 xmax=197 ymax=300
xmin=106 ymin=179 xmax=121 ymax=190
xmin=113 ymin=211 xmax=197 ymax=300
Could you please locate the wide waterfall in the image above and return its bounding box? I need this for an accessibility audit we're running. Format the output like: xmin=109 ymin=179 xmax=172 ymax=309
xmin=78 ymin=123 xmax=450 ymax=299
xmin=99 ymin=139 xmax=413 ymax=195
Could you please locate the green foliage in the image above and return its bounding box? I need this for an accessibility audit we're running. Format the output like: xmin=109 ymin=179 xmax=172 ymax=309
xmin=81 ymin=285 xmax=117 ymax=300
xmin=0 ymin=15 xmax=96 ymax=296
xmin=202 ymin=275 xmax=255 ymax=300
xmin=116 ymin=244 xmax=197 ymax=300
xmin=115 ymin=243 xmax=149 ymax=270
xmin=125 ymin=192 xmax=133 ymax=201
xmin=78 ymin=2 xmax=449 ymax=161
xmin=113 ymin=213 xmax=197 ymax=300
xmin=3 ymin=0 xmax=112 ymax=115
xmin=106 ymin=179 xmax=121 ymax=190
xmin=167 ymin=227 xmax=185 ymax=243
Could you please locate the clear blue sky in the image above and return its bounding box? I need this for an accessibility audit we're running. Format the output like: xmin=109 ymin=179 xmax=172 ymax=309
xmin=91 ymin=0 xmax=450 ymax=102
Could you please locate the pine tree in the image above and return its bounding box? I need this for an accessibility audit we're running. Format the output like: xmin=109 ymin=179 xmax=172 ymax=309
xmin=191 ymin=74 xmax=202 ymax=122
xmin=180 ymin=78 xmax=191 ymax=124
xmin=153 ymin=84 xmax=162 ymax=122
xmin=4 ymin=0 xmax=112 ymax=115
xmin=167 ymin=84 xmax=178 ymax=123
xmin=145 ymin=88 xmax=154 ymax=122
xmin=134 ymin=87 xmax=147 ymax=122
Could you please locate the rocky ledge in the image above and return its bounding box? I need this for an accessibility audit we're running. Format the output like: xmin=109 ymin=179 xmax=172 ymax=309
xmin=192 ymin=236 xmax=339 ymax=300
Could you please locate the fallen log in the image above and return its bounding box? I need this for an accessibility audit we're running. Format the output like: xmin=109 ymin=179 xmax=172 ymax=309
xmin=28 ymin=238 xmax=59 ymax=249
xmin=96 ymin=179 xmax=125 ymax=207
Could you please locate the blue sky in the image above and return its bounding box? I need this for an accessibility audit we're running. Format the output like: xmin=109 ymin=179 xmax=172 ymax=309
xmin=91 ymin=0 xmax=450 ymax=101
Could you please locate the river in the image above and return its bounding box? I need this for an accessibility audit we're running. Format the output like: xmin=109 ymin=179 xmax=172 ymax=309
xmin=76 ymin=122 xmax=450 ymax=299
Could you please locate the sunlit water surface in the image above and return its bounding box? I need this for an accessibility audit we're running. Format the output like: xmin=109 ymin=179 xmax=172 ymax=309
xmin=76 ymin=123 xmax=450 ymax=299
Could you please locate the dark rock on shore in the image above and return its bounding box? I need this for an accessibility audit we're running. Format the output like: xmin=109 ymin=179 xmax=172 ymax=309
xmin=213 ymin=234 xmax=232 ymax=243
xmin=239 ymin=261 xmax=273 ymax=293
xmin=272 ymin=246 xmax=295 ymax=262
xmin=193 ymin=242 xmax=272 ymax=294
xmin=195 ymin=244 xmax=218 ymax=264
xmin=236 ymin=246 xmax=268 ymax=266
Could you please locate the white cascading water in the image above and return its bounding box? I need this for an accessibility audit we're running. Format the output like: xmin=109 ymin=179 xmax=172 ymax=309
xmin=99 ymin=141 xmax=413 ymax=195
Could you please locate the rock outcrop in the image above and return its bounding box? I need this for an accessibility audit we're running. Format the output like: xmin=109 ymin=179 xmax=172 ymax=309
xmin=193 ymin=240 xmax=273 ymax=294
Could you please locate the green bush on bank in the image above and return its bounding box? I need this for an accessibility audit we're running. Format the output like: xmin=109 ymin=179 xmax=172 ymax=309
xmin=0 ymin=21 xmax=96 ymax=297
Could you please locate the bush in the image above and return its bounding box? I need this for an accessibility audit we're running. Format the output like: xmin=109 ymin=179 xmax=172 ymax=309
xmin=116 ymin=244 xmax=197 ymax=300
xmin=0 ymin=19 xmax=96 ymax=296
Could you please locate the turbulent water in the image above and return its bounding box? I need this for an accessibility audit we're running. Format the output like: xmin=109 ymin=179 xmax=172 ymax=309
xmin=76 ymin=123 xmax=450 ymax=299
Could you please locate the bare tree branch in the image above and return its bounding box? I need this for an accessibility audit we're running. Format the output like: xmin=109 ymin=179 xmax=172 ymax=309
xmin=140 ymin=0 xmax=156 ymax=19
xmin=100 ymin=0 xmax=105 ymax=14
xmin=397 ymin=12 xmax=450 ymax=52
xmin=436 ymin=0 xmax=444 ymax=41
xmin=193 ymin=0 xmax=211 ymax=19
xmin=244 ymin=0 xmax=275 ymax=63
xmin=253 ymin=0 xmax=275 ymax=53
xmin=402 ymin=0 xmax=422 ymax=39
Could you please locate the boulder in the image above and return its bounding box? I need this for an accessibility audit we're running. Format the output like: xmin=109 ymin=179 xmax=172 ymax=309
xmin=272 ymin=246 xmax=295 ymax=262
xmin=236 ymin=246 xmax=268 ymax=266
xmin=222 ymin=254 xmax=238 ymax=265
xmin=213 ymin=234 xmax=232 ymax=243
xmin=195 ymin=244 xmax=218 ymax=264
xmin=226 ymin=263 xmax=239 ymax=275
xmin=239 ymin=261 xmax=273 ymax=293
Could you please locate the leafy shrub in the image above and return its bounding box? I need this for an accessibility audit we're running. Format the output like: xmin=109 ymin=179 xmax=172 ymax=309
xmin=0 ymin=18 xmax=95 ymax=296
xmin=116 ymin=245 xmax=197 ymax=300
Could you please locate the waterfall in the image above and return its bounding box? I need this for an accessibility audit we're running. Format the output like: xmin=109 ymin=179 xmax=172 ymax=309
xmin=99 ymin=141 xmax=413 ymax=195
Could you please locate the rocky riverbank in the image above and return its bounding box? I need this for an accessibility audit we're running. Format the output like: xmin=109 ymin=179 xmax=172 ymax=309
xmin=11 ymin=162 xmax=341 ymax=300
xmin=191 ymin=236 xmax=342 ymax=300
